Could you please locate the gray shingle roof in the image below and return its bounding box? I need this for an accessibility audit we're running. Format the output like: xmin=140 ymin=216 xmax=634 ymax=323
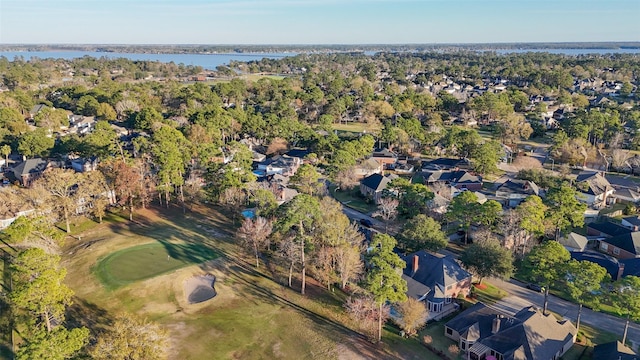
xmin=592 ymin=341 xmax=637 ymax=360
xmin=576 ymin=171 xmax=613 ymax=196
xmin=360 ymin=173 xmax=395 ymax=192
xmin=402 ymin=251 xmax=471 ymax=300
xmin=603 ymin=232 xmax=640 ymax=255
xmin=496 ymin=179 xmax=540 ymax=197
xmin=558 ymin=232 xmax=588 ymax=251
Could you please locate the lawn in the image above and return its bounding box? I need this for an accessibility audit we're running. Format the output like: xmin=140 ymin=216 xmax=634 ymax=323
xmin=331 ymin=122 xmax=367 ymax=133
xmin=471 ymin=282 xmax=508 ymax=305
xmin=61 ymin=204 xmax=435 ymax=359
xmin=329 ymin=185 xmax=377 ymax=214
xmin=93 ymin=242 xmax=218 ymax=290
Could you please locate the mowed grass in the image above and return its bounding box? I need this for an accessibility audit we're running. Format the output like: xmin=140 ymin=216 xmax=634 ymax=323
xmin=94 ymin=242 xmax=218 ymax=290
xmin=62 ymin=205 xmax=433 ymax=359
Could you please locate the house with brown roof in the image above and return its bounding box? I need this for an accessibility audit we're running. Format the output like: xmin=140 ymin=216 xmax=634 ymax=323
xmin=444 ymin=302 xmax=576 ymax=360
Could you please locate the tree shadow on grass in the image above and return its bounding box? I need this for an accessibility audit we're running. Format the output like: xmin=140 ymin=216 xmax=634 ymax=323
xmin=208 ymin=256 xmax=407 ymax=360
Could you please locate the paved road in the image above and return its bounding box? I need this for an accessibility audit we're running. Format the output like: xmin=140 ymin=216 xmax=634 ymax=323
xmin=333 ymin=187 xmax=639 ymax=346
xmin=491 ymin=277 xmax=639 ymax=348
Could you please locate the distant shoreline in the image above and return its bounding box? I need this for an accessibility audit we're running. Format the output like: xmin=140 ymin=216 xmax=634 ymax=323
xmin=0 ymin=42 xmax=639 ymax=55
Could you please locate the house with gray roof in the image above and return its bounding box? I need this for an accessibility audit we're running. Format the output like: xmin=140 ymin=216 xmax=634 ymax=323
xmin=9 ymin=158 xmax=49 ymax=187
xmin=412 ymin=170 xmax=482 ymax=191
xmin=402 ymin=251 xmax=472 ymax=320
xmin=495 ymin=179 xmax=540 ymax=208
xmin=599 ymin=232 xmax=640 ymax=259
xmin=559 ymin=232 xmax=589 ymax=252
xmin=612 ymin=187 xmax=640 ymax=204
xmin=622 ymin=216 xmax=640 ymax=231
xmin=575 ymin=171 xmax=614 ymax=208
xmin=359 ymin=173 xmax=398 ymax=204
xmin=593 ymin=341 xmax=637 ymax=360
xmin=444 ymin=302 xmax=576 ymax=360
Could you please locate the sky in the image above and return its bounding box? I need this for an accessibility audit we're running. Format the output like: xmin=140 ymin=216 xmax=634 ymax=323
xmin=1 ymin=0 xmax=638 ymax=45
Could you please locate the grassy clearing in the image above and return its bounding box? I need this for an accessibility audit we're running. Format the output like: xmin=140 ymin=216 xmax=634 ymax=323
xmin=329 ymin=185 xmax=377 ymax=214
xmin=61 ymin=204 xmax=435 ymax=359
xmin=420 ymin=316 xmax=463 ymax=360
xmin=93 ymin=242 xmax=218 ymax=290
xmin=331 ymin=122 xmax=367 ymax=133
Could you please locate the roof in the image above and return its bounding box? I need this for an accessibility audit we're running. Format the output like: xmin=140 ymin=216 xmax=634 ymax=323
xmin=12 ymin=158 xmax=48 ymax=179
xmin=576 ymin=171 xmax=613 ymax=196
xmin=446 ymin=303 xmax=576 ymax=360
xmin=558 ymin=232 xmax=588 ymax=251
xmin=604 ymin=232 xmax=640 ymax=255
xmin=588 ymin=222 xmax=633 ymax=237
xmin=402 ymin=250 xmax=471 ymax=300
xmin=571 ymin=251 xmax=622 ymax=280
xmin=371 ymin=148 xmax=397 ymax=159
xmin=29 ymin=104 xmax=47 ymax=115
xmin=421 ymin=158 xmax=468 ymax=171
xmin=284 ymin=148 xmax=311 ymax=159
xmin=593 ymin=341 xmax=637 ymax=360
xmin=614 ymin=188 xmax=640 ymax=202
xmin=496 ymin=179 xmax=540 ymax=197
xmin=412 ymin=170 xmax=482 ymax=186
xmin=360 ymin=173 xmax=394 ymax=192
xmin=621 ymin=258 xmax=640 ymax=278
xmin=623 ymin=216 xmax=640 ymax=227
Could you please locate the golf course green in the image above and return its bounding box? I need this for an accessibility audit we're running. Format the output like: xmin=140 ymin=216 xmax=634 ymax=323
xmin=94 ymin=242 xmax=218 ymax=289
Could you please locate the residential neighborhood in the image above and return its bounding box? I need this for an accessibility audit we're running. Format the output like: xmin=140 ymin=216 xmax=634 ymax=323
xmin=0 ymin=44 xmax=639 ymax=360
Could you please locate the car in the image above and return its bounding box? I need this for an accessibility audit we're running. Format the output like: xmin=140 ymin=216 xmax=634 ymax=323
xmin=360 ymin=218 xmax=374 ymax=228
xmin=526 ymin=283 xmax=544 ymax=292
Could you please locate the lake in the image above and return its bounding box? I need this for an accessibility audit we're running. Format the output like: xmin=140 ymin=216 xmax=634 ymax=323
xmin=0 ymin=50 xmax=296 ymax=70
xmin=1 ymin=48 xmax=638 ymax=70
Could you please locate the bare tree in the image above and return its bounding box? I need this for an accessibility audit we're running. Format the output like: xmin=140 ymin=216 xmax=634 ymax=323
xmin=278 ymin=232 xmax=301 ymax=288
xmin=373 ymin=197 xmax=398 ymax=233
xmin=428 ymin=182 xmax=453 ymax=201
xmin=219 ymin=187 xmax=247 ymax=223
xmin=236 ymin=216 xmax=273 ymax=268
xmin=611 ymin=149 xmax=631 ymax=172
xmin=345 ymin=295 xmax=390 ymax=340
xmin=396 ymin=298 xmax=428 ymax=336
xmin=333 ymin=166 xmax=359 ymax=191
xmin=334 ymin=225 xmax=365 ymax=289
xmin=311 ymin=246 xmax=337 ymax=290
xmin=33 ymin=168 xmax=82 ymax=233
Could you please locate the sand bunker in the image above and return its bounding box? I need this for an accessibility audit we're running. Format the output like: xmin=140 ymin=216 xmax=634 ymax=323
xmin=184 ymin=274 xmax=217 ymax=304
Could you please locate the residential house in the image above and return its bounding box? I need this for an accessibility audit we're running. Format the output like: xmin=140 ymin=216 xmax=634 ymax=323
xmin=575 ymin=171 xmax=615 ymax=208
xmin=29 ymin=104 xmax=47 ymax=119
xmin=70 ymin=157 xmax=99 ymax=173
xmin=593 ymin=341 xmax=638 ymax=360
xmin=257 ymin=155 xmax=302 ymax=176
xmin=413 ymin=170 xmax=483 ymax=191
xmin=354 ymin=158 xmax=383 ymax=177
xmin=444 ymin=302 xmax=577 ymax=360
xmin=612 ymin=187 xmax=640 ymax=204
xmin=421 ymin=158 xmax=469 ymax=171
xmin=371 ymin=148 xmax=398 ymax=168
xmin=599 ymin=232 xmax=640 ymax=259
xmin=0 ymin=206 xmax=34 ymax=230
xmin=495 ymin=179 xmax=540 ymax=208
xmin=587 ymin=221 xmax=633 ymax=238
xmin=622 ymin=216 xmax=640 ymax=231
xmin=402 ymin=251 xmax=472 ymax=320
xmin=9 ymin=158 xmax=49 ymax=187
xmin=559 ymin=232 xmax=589 ymax=252
xmin=389 ymin=162 xmax=414 ymax=174
xmin=359 ymin=173 xmax=397 ymax=204
xmin=571 ymin=251 xmax=624 ymax=281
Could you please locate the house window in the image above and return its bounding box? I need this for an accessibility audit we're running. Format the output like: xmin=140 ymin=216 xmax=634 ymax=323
xmin=445 ymin=296 xmax=452 ymax=304
xmin=460 ymin=341 xmax=466 ymax=350
xmin=601 ymin=243 xmax=608 ymax=251
xmin=614 ymin=247 xmax=620 ymax=255
xmin=446 ymin=328 xmax=453 ymax=336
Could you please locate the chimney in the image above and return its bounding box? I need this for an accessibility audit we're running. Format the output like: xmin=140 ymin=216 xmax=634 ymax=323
xmin=618 ymin=263 xmax=625 ymax=281
xmin=412 ymin=255 xmax=419 ymax=274
xmin=492 ymin=315 xmax=501 ymax=334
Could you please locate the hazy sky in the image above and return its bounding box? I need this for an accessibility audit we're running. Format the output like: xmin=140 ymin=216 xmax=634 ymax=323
xmin=1 ymin=0 xmax=638 ymax=44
